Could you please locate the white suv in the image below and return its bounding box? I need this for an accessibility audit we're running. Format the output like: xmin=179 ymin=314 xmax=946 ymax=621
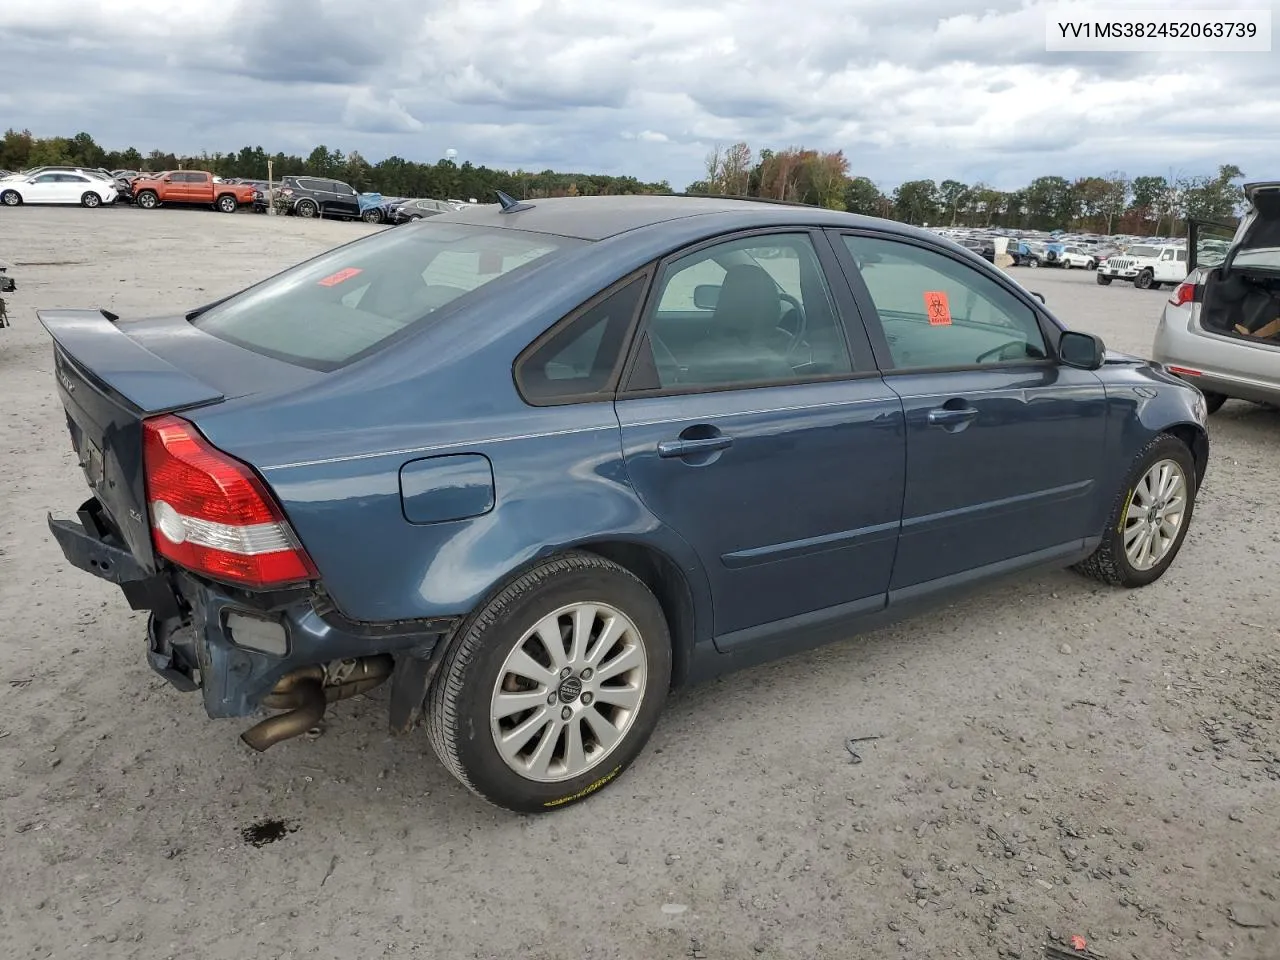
xmin=1059 ymin=245 xmax=1098 ymax=270
xmin=1096 ymin=243 xmax=1188 ymax=289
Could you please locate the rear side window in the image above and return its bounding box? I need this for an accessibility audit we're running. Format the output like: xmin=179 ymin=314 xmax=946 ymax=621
xmin=192 ymin=223 xmax=578 ymax=370
xmin=515 ymin=275 xmax=648 ymax=404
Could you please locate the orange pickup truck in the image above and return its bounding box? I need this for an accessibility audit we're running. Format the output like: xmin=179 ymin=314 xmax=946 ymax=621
xmin=132 ymin=171 xmax=256 ymax=213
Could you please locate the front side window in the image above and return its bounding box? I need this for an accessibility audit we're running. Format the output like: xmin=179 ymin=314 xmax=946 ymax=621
xmin=629 ymin=233 xmax=853 ymax=390
xmin=842 ymin=235 xmax=1048 ymax=370
xmin=192 ymin=223 xmax=578 ymax=370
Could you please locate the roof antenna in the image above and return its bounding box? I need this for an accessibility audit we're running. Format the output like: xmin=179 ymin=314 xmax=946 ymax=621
xmin=495 ymin=190 xmax=535 ymax=214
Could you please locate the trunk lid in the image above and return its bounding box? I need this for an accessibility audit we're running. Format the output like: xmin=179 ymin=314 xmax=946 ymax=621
xmin=40 ymin=309 xmax=319 ymax=571
xmin=1226 ymin=182 xmax=1280 ymax=274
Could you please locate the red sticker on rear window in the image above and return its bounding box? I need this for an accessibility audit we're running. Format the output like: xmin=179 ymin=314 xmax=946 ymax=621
xmin=317 ymin=267 xmax=363 ymax=287
xmin=924 ymin=290 xmax=951 ymax=326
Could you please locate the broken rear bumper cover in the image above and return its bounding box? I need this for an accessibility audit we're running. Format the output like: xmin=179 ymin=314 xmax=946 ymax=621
xmin=48 ymin=498 xmax=459 ymax=722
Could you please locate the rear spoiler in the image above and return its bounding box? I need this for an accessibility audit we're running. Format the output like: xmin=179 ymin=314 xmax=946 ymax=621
xmin=39 ymin=309 xmax=225 ymax=414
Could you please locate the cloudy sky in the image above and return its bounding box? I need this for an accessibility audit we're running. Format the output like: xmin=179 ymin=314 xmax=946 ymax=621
xmin=1 ymin=0 xmax=1276 ymax=191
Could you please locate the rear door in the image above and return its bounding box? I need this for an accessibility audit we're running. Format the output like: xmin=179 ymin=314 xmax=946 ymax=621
xmin=612 ymin=229 xmax=906 ymax=649
xmin=829 ymin=230 xmax=1108 ymax=594
xmin=186 ymin=172 xmax=213 ymax=203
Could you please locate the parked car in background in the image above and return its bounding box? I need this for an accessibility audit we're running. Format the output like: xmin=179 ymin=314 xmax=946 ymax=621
xmin=1093 ymin=246 xmax=1121 ymax=270
xmin=1096 ymin=242 xmax=1187 ymax=289
xmin=388 ymin=197 xmax=458 ymax=225
xmin=1058 ymin=246 xmax=1098 ymax=270
xmin=275 ymin=175 xmax=362 ymax=219
xmin=359 ymin=195 xmax=408 ymax=224
xmin=1153 ymin=183 xmax=1280 ymax=413
xmin=1 ymin=170 xmax=117 ymax=208
xmin=132 ymin=171 xmax=257 ymax=213
xmin=40 ymin=194 xmax=1209 ymax=813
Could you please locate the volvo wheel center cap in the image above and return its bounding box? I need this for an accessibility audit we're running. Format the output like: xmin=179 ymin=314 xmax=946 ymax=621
xmin=558 ymin=676 xmax=583 ymax=704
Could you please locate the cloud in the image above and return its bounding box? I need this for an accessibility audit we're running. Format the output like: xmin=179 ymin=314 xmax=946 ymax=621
xmin=0 ymin=0 xmax=1276 ymax=190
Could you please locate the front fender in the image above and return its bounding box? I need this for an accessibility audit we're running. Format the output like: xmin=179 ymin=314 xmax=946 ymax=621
xmin=1099 ymin=361 xmax=1210 ymax=500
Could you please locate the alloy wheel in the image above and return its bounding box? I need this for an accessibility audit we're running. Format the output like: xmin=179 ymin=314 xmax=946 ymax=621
xmin=1122 ymin=458 xmax=1187 ymax=571
xmin=489 ymin=601 xmax=648 ymax=783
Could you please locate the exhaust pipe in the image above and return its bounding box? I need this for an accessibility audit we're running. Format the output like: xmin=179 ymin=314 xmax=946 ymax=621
xmin=241 ymin=655 xmax=394 ymax=752
xmin=241 ymin=676 xmax=326 ymax=751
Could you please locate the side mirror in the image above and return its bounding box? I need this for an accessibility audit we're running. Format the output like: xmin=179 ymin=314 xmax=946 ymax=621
xmin=163 ymin=176 xmax=172 ymax=183
xmin=1030 ymin=291 xmax=1046 ymax=304
xmin=1059 ymin=330 xmax=1106 ymax=370
xmin=692 ymin=284 xmax=720 ymax=310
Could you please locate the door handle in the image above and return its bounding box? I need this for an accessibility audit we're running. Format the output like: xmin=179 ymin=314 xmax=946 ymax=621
xmin=657 ymin=436 xmax=734 ymax=458
xmin=926 ymin=406 xmax=979 ymax=426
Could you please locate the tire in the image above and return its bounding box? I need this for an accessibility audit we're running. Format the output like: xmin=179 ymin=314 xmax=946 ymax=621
xmin=295 ymin=199 xmax=317 ymax=218
xmin=216 ymin=195 xmax=238 ymax=213
xmin=1134 ymin=269 xmax=1154 ymax=290
xmin=361 ymin=208 xmax=383 ymax=223
xmin=136 ymin=190 xmax=158 ymax=209
xmin=1027 ymin=257 xmax=1040 ymax=268
xmin=81 ymin=192 xmax=101 ymax=208
xmin=1201 ymin=391 xmax=1228 ymax=415
xmin=1087 ymin=260 xmax=1097 ymax=271
xmin=1062 ymin=260 xmax=1071 ymax=270
xmin=2 ymin=189 xmax=22 ymax=206
xmin=1096 ymin=274 xmax=1112 ymax=285
xmin=427 ymin=551 xmax=672 ymax=813
xmin=1073 ymin=434 xmax=1198 ymax=588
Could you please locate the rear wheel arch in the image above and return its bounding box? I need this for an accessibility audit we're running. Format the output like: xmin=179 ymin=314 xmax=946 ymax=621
xmin=575 ymin=540 xmax=699 ymax=689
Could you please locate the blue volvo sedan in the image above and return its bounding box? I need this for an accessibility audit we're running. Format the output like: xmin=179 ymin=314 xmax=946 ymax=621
xmin=42 ymin=194 xmax=1209 ymax=812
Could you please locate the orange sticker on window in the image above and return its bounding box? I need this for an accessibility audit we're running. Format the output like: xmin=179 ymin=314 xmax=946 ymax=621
xmin=318 ymin=267 xmax=363 ymax=287
xmin=924 ymin=290 xmax=951 ymax=326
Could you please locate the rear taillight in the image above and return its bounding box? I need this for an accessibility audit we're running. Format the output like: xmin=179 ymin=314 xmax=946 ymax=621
xmin=142 ymin=415 xmax=317 ymax=588
xmin=1168 ymin=282 xmax=1199 ymax=306
xmin=1167 ymin=365 xmax=1203 ymax=377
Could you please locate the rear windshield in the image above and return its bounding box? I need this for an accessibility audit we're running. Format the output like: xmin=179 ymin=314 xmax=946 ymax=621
xmin=192 ymin=223 xmax=577 ymax=369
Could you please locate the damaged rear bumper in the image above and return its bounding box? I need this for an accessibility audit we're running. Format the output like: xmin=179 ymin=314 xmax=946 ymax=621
xmin=49 ymin=499 xmax=459 ymax=735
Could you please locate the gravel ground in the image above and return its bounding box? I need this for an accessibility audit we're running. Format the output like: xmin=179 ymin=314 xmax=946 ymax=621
xmin=1 ymin=206 xmax=1278 ymax=960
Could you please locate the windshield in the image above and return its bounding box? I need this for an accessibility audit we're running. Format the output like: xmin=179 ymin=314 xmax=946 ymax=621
xmin=192 ymin=222 xmax=578 ymax=370
xmin=1126 ymin=245 xmax=1160 ymax=258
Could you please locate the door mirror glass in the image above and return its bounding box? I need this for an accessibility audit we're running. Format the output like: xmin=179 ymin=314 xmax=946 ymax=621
xmin=692 ymin=284 xmax=720 ymax=310
xmin=1059 ymin=330 xmax=1105 ymax=370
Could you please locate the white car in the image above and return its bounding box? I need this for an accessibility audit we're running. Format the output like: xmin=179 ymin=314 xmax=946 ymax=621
xmin=0 ymin=171 xmax=117 ymax=208
xmin=1058 ymin=245 xmax=1099 ymax=270
xmin=1096 ymin=242 xmax=1188 ymax=289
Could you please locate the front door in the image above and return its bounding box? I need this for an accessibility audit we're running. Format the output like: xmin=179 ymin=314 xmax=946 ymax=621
xmin=327 ymin=181 xmax=360 ymax=218
xmin=830 ymin=231 xmax=1108 ymax=593
xmin=26 ymin=173 xmax=65 ymax=203
xmin=613 ymin=230 xmax=906 ymax=648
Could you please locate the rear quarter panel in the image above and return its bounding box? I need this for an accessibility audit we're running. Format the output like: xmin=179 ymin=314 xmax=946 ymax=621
xmin=252 ymin=402 xmax=709 ymax=625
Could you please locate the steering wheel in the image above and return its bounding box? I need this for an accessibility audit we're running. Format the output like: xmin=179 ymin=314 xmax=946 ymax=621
xmin=975 ymin=341 xmax=1026 ymax=364
xmin=776 ymin=292 xmax=809 ymax=359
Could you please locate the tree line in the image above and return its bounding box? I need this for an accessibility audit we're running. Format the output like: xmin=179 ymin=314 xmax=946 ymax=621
xmin=0 ymin=129 xmax=672 ymax=203
xmin=1 ymin=129 xmax=1244 ymax=234
xmin=690 ymin=143 xmax=1244 ymax=234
